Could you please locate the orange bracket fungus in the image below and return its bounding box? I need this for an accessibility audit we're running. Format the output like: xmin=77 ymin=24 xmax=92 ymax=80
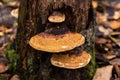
xmin=48 ymin=11 xmax=65 ymax=23
xmin=29 ymin=31 xmax=85 ymax=52
xmin=51 ymin=50 xmax=91 ymax=69
xmin=29 ymin=11 xmax=91 ymax=69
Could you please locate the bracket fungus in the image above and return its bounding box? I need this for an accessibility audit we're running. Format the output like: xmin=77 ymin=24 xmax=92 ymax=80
xmin=48 ymin=11 xmax=65 ymax=23
xmin=29 ymin=32 xmax=85 ymax=52
xmin=29 ymin=10 xmax=91 ymax=69
xmin=51 ymin=50 xmax=91 ymax=69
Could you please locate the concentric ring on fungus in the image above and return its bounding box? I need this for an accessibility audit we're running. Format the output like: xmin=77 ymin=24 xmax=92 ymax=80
xmin=51 ymin=51 xmax=91 ymax=69
xmin=29 ymin=32 xmax=85 ymax=52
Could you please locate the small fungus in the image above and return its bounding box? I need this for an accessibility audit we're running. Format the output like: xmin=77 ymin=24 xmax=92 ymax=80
xmin=48 ymin=11 xmax=65 ymax=23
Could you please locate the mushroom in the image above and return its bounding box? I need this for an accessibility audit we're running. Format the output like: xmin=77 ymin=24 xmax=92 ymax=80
xmin=29 ymin=32 xmax=85 ymax=52
xmin=48 ymin=11 xmax=65 ymax=23
xmin=51 ymin=51 xmax=91 ymax=69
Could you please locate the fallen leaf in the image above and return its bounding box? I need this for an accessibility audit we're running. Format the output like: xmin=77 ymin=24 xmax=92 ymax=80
xmin=114 ymin=3 xmax=120 ymax=9
xmin=96 ymin=12 xmax=107 ymax=24
xmin=92 ymin=1 xmax=98 ymax=9
xmin=11 ymin=8 xmax=18 ymax=18
xmin=93 ymin=65 xmax=113 ymax=80
xmin=110 ymin=58 xmax=120 ymax=66
xmin=10 ymin=75 xmax=20 ymax=80
xmin=95 ymin=38 xmax=107 ymax=44
xmin=109 ymin=32 xmax=120 ymax=47
xmin=109 ymin=21 xmax=120 ymax=29
xmin=98 ymin=26 xmax=113 ymax=36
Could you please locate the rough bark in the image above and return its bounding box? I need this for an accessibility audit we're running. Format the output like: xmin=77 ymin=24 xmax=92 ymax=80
xmin=9 ymin=0 xmax=96 ymax=80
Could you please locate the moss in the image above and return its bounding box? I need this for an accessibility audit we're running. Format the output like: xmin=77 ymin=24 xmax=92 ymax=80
xmin=5 ymin=42 xmax=20 ymax=73
xmin=88 ymin=52 xmax=96 ymax=79
xmin=2 ymin=0 xmax=10 ymax=3
xmin=0 ymin=76 xmax=7 ymax=80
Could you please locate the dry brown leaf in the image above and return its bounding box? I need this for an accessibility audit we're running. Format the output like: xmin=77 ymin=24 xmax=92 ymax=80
xmin=114 ymin=64 xmax=120 ymax=77
xmin=110 ymin=58 xmax=120 ymax=66
xmin=0 ymin=25 xmax=7 ymax=33
xmin=114 ymin=3 xmax=120 ymax=9
xmin=10 ymin=75 xmax=20 ymax=80
xmin=101 ymin=1 xmax=110 ymax=7
xmin=0 ymin=63 xmax=6 ymax=73
xmin=8 ymin=1 xmax=20 ymax=7
xmin=95 ymin=38 xmax=107 ymax=44
xmin=114 ymin=78 xmax=120 ymax=80
xmin=109 ymin=32 xmax=120 ymax=47
xmin=0 ymin=2 xmax=3 ymax=7
xmin=96 ymin=12 xmax=107 ymax=24
xmin=5 ymin=28 xmax=13 ymax=33
xmin=109 ymin=21 xmax=120 ymax=29
xmin=0 ymin=59 xmax=9 ymax=73
xmin=0 ymin=32 xmax=4 ymax=37
xmin=103 ymin=53 xmax=116 ymax=60
xmin=92 ymin=1 xmax=98 ymax=9
xmin=93 ymin=65 xmax=113 ymax=80
xmin=113 ymin=11 xmax=120 ymax=19
xmin=11 ymin=8 xmax=19 ymax=18
xmin=98 ymin=26 xmax=113 ymax=36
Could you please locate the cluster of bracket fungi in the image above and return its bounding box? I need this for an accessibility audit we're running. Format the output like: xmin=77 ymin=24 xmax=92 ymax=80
xmin=29 ymin=11 xmax=91 ymax=69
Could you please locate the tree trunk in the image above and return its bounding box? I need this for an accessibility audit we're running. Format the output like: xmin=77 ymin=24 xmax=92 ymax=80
xmin=9 ymin=0 xmax=96 ymax=80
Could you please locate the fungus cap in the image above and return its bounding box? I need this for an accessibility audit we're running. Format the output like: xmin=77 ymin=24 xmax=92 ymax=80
xmin=29 ymin=32 xmax=85 ymax=52
xmin=48 ymin=11 xmax=65 ymax=23
xmin=51 ymin=51 xmax=91 ymax=69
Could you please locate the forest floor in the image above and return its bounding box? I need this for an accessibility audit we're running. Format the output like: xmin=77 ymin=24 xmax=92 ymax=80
xmin=0 ymin=0 xmax=120 ymax=80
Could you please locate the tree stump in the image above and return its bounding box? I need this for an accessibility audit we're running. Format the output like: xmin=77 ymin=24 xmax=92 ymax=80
xmin=8 ymin=0 xmax=96 ymax=80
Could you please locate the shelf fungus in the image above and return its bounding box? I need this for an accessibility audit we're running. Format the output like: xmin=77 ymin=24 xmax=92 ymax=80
xmin=51 ymin=50 xmax=91 ymax=69
xmin=29 ymin=31 xmax=85 ymax=52
xmin=29 ymin=10 xmax=91 ymax=69
xmin=48 ymin=11 xmax=65 ymax=23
